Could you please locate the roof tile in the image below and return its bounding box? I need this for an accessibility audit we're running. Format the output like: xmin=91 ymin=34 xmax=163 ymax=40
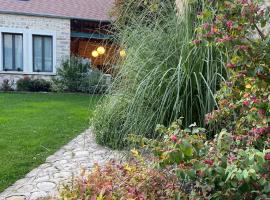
xmin=0 ymin=0 xmax=115 ymax=21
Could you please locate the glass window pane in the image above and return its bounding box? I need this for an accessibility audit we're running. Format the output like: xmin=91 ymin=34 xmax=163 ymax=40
xmin=3 ymin=34 xmax=13 ymax=70
xmin=33 ymin=36 xmax=42 ymax=71
xmin=44 ymin=37 xmax=53 ymax=72
xmin=14 ymin=35 xmax=23 ymax=70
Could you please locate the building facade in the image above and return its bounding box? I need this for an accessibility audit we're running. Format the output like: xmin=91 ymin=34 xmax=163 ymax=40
xmin=0 ymin=0 xmax=116 ymax=85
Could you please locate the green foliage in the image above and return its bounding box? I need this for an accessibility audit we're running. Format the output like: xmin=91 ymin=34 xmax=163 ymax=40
xmin=93 ymin=1 xmax=227 ymax=149
xmin=53 ymin=56 xmax=107 ymax=94
xmin=30 ymin=79 xmax=52 ymax=92
xmin=16 ymin=77 xmax=52 ymax=92
xmin=130 ymin=121 xmax=270 ymax=199
xmin=16 ymin=76 xmax=33 ymax=91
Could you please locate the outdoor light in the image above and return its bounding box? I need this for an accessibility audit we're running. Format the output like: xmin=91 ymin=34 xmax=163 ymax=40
xmin=92 ymin=50 xmax=99 ymax=58
xmin=97 ymin=46 xmax=106 ymax=55
xmin=120 ymin=49 xmax=126 ymax=58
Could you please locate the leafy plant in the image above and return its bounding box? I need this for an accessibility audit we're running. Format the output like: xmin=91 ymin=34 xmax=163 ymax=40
xmin=16 ymin=76 xmax=32 ymax=91
xmin=60 ymin=159 xmax=180 ymax=200
xmin=197 ymin=0 xmax=270 ymax=150
xmin=16 ymin=77 xmax=52 ymax=92
xmin=31 ymin=79 xmax=52 ymax=92
xmin=53 ymin=56 xmax=108 ymax=94
xmin=130 ymin=121 xmax=270 ymax=199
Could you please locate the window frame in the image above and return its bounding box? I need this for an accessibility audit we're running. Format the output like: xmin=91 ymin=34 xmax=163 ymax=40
xmin=2 ymin=32 xmax=23 ymax=71
xmin=32 ymin=35 xmax=53 ymax=73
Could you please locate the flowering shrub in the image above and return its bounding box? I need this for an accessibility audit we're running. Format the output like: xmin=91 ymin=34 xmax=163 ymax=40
xmin=130 ymin=121 xmax=270 ymax=199
xmin=196 ymin=0 xmax=270 ymax=150
xmin=60 ymin=159 xmax=180 ymax=200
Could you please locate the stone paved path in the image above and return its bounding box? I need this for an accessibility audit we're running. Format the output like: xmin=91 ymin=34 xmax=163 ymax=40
xmin=0 ymin=129 xmax=121 ymax=200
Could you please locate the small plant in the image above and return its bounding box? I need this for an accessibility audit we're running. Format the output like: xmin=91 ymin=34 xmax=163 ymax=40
xmin=60 ymin=159 xmax=180 ymax=200
xmin=53 ymin=56 xmax=107 ymax=94
xmin=30 ymin=79 xmax=52 ymax=92
xmin=16 ymin=76 xmax=32 ymax=91
xmin=16 ymin=76 xmax=52 ymax=92
xmin=0 ymin=79 xmax=14 ymax=91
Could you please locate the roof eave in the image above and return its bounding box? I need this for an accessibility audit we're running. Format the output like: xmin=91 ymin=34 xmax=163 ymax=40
xmin=0 ymin=10 xmax=112 ymax=23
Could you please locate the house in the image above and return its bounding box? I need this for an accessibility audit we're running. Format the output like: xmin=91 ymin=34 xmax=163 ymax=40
xmin=0 ymin=0 xmax=116 ymax=85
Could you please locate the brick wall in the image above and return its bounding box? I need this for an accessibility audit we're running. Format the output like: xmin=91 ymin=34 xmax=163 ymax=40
xmin=0 ymin=13 xmax=70 ymax=85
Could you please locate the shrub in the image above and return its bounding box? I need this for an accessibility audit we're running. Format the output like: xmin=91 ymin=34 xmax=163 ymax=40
xmin=0 ymin=79 xmax=14 ymax=91
xmin=196 ymin=0 xmax=270 ymax=150
xmin=53 ymin=56 xmax=107 ymax=94
xmin=30 ymin=79 xmax=52 ymax=92
xmin=93 ymin=1 xmax=227 ymax=149
xmin=16 ymin=76 xmax=33 ymax=91
xmin=60 ymin=159 xmax=180 ymax=200
xmin=130 ymin=120 xmax=270 ymax=199
xmin=16 ymin=76 xmax=52 ymax=92
xmin=78 ymin=69 xmax=108 ymax=94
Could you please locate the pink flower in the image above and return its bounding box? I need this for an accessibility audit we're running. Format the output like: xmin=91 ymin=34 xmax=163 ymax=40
xmin=265 ymin=153 xmax=270 ymax=160
xmin=202 ymin=23 xmax=209 ymax=29
xmin=217 ymin=35 xmax=232 ymax=43
xmin=226 ymin=62 xmax=236 ymax=68
xmin=226 ymin=20 xmax=233 ymax=29
xmin=235 ymin=45 xmax=249 ymax=51
xmin=192 ymin=39 xmax=201 ymax=45
xmin=233 ymin=135 xmax=243 ymax=141
xmin=258 ymin=109 xmax=265 ymax=116
xmin=203 ymin=159 xmax=214 ymax=166
xmin=240 ymin=0 xmax=248 ymax=4
xmin=170 ymin=135 xmax=178 ymax=142
xmin=243 ymin=100 xmax=250 ymax=106
xmin=227 ymin=154 xmax=237 ymax=164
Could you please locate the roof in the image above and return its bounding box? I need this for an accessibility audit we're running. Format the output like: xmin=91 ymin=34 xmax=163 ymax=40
xmin=0 ymin=0 xmax=115 ymax=22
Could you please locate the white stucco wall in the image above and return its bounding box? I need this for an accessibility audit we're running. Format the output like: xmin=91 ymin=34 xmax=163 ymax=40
xmin=0 ymin=13 xmax=70 ymax=84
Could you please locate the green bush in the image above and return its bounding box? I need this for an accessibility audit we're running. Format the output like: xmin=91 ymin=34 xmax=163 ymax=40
xmin=16 ymin=76 xmax=32 ymax=91
xmin=30 ymin=79 xmax=52 ymax=92
xmin=93 ymin=1 xmax=227 ymax=149
xmin=16 ymin=77 xmax=52 ymax=92
xmin=53 ymin=56 xmax=107 ymax=94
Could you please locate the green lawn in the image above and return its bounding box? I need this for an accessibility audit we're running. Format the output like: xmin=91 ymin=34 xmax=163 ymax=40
xmin=0 ymin=92 xmax=100 ymax=192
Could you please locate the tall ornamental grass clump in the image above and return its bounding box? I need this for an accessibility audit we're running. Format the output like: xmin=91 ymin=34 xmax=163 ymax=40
xmin=93 ymin=1 xmax=227 ymax=149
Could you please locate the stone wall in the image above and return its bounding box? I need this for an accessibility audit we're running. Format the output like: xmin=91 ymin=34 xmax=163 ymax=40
xmin=0 ymin=13 xmax=70 ymax=85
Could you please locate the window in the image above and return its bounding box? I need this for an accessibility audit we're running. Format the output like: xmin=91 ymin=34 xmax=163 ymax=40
xmin=33 ymin=35 xmax=53 ymax=72
xmin=2 ymin=33 xmax=23 ymax=71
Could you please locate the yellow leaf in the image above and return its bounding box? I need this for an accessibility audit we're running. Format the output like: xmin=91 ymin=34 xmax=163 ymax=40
xmin=97 ymin=192 xmax=103 ymax=200
xmin=245 ymin=84 xmax=252 ymax=89
xmin=124 ymin=164 xmax=132 ymax=172
xmin=131 ymin=149 xmax=139 ymax=156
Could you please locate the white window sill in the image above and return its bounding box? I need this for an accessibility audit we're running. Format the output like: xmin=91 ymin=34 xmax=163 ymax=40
xmin=0 ymin=71 xmax=56 ymax=76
